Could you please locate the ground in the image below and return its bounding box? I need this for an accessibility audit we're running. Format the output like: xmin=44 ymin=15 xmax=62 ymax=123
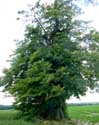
xmin=0 ymin=104 xmax=99 ymax=125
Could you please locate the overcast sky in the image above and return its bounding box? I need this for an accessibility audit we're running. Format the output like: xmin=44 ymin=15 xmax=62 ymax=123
xmin=0 ymin=0 xmax=99 ymax=105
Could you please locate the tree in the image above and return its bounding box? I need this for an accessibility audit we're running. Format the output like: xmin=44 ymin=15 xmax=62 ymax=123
xmin=1 ymin=0 xmax=99 ymax=120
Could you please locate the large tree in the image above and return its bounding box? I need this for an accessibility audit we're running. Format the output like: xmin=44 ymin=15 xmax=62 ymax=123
xmin=1 ymin=0 xmax=99 ymax=120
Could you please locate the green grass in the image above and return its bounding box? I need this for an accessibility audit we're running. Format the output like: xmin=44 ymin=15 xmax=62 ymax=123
xmin=0 ymin=105 xmax=99 ymax=125
xmin=0 ymin=110 xmax=75 ymax=125
xmin=0 ymin=110 xmax=33 ymax=125
xmin=68 ymin=104 xmax=99 ymax=123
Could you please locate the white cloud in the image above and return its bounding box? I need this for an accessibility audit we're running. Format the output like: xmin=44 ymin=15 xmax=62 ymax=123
xmin=81 ymin=5 xmax=99 ymax=30
xmin=67 ymin=91 xmax=99 ymax=104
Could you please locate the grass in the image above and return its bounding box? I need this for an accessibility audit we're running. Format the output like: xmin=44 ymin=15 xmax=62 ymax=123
xmin=0 ymin=105 xmax=99 ymax=125
xmin=0 ymin=110 xmax=33 ymax=125
xmin=0 ymin=110 xmax=75 ymax=125
xmin=68 ymin=104 xmax=99 ymax=123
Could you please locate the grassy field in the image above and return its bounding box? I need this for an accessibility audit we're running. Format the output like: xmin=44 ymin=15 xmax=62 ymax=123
xmin=0 ymin=110 xmax=33 ymax=125
xmin=0 ymin=105 xmax=99 ymax=125
xmin=68 ymin=104 xmax=99 ymax=123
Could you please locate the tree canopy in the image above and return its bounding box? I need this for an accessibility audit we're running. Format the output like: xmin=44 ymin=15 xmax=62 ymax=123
xmin=1 ymin=0 xmax=99 ymax=120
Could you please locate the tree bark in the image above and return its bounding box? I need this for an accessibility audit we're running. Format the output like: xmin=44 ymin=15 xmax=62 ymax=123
xmin=41 ymin=100 xmax=70 ymax=120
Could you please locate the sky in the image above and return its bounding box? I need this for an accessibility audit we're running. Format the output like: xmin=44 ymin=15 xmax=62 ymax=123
xmin=0 ymin=0 xmax=99 ymax=105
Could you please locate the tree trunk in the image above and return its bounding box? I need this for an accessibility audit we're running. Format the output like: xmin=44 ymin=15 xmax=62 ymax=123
xmin=41 ymin=99 xmax=70 ymax=120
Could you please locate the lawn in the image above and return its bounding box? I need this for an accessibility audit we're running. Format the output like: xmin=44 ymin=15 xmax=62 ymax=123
xmin=0 ymin=105 xmax=99 ymax=125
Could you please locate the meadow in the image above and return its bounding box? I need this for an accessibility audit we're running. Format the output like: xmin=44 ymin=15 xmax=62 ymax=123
xmin=0 ymin=105 xmax=99 ymax=125
xmin=68 ymin=104 xmax=99 ymax=124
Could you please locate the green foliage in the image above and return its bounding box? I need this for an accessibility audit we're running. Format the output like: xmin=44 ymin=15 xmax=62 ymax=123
xmin=1 ymin=0 xmax=99 ymax=120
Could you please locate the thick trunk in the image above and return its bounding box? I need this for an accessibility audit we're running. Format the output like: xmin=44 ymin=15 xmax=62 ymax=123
xmin=41 ymin=100 xmax=69 ymax=120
